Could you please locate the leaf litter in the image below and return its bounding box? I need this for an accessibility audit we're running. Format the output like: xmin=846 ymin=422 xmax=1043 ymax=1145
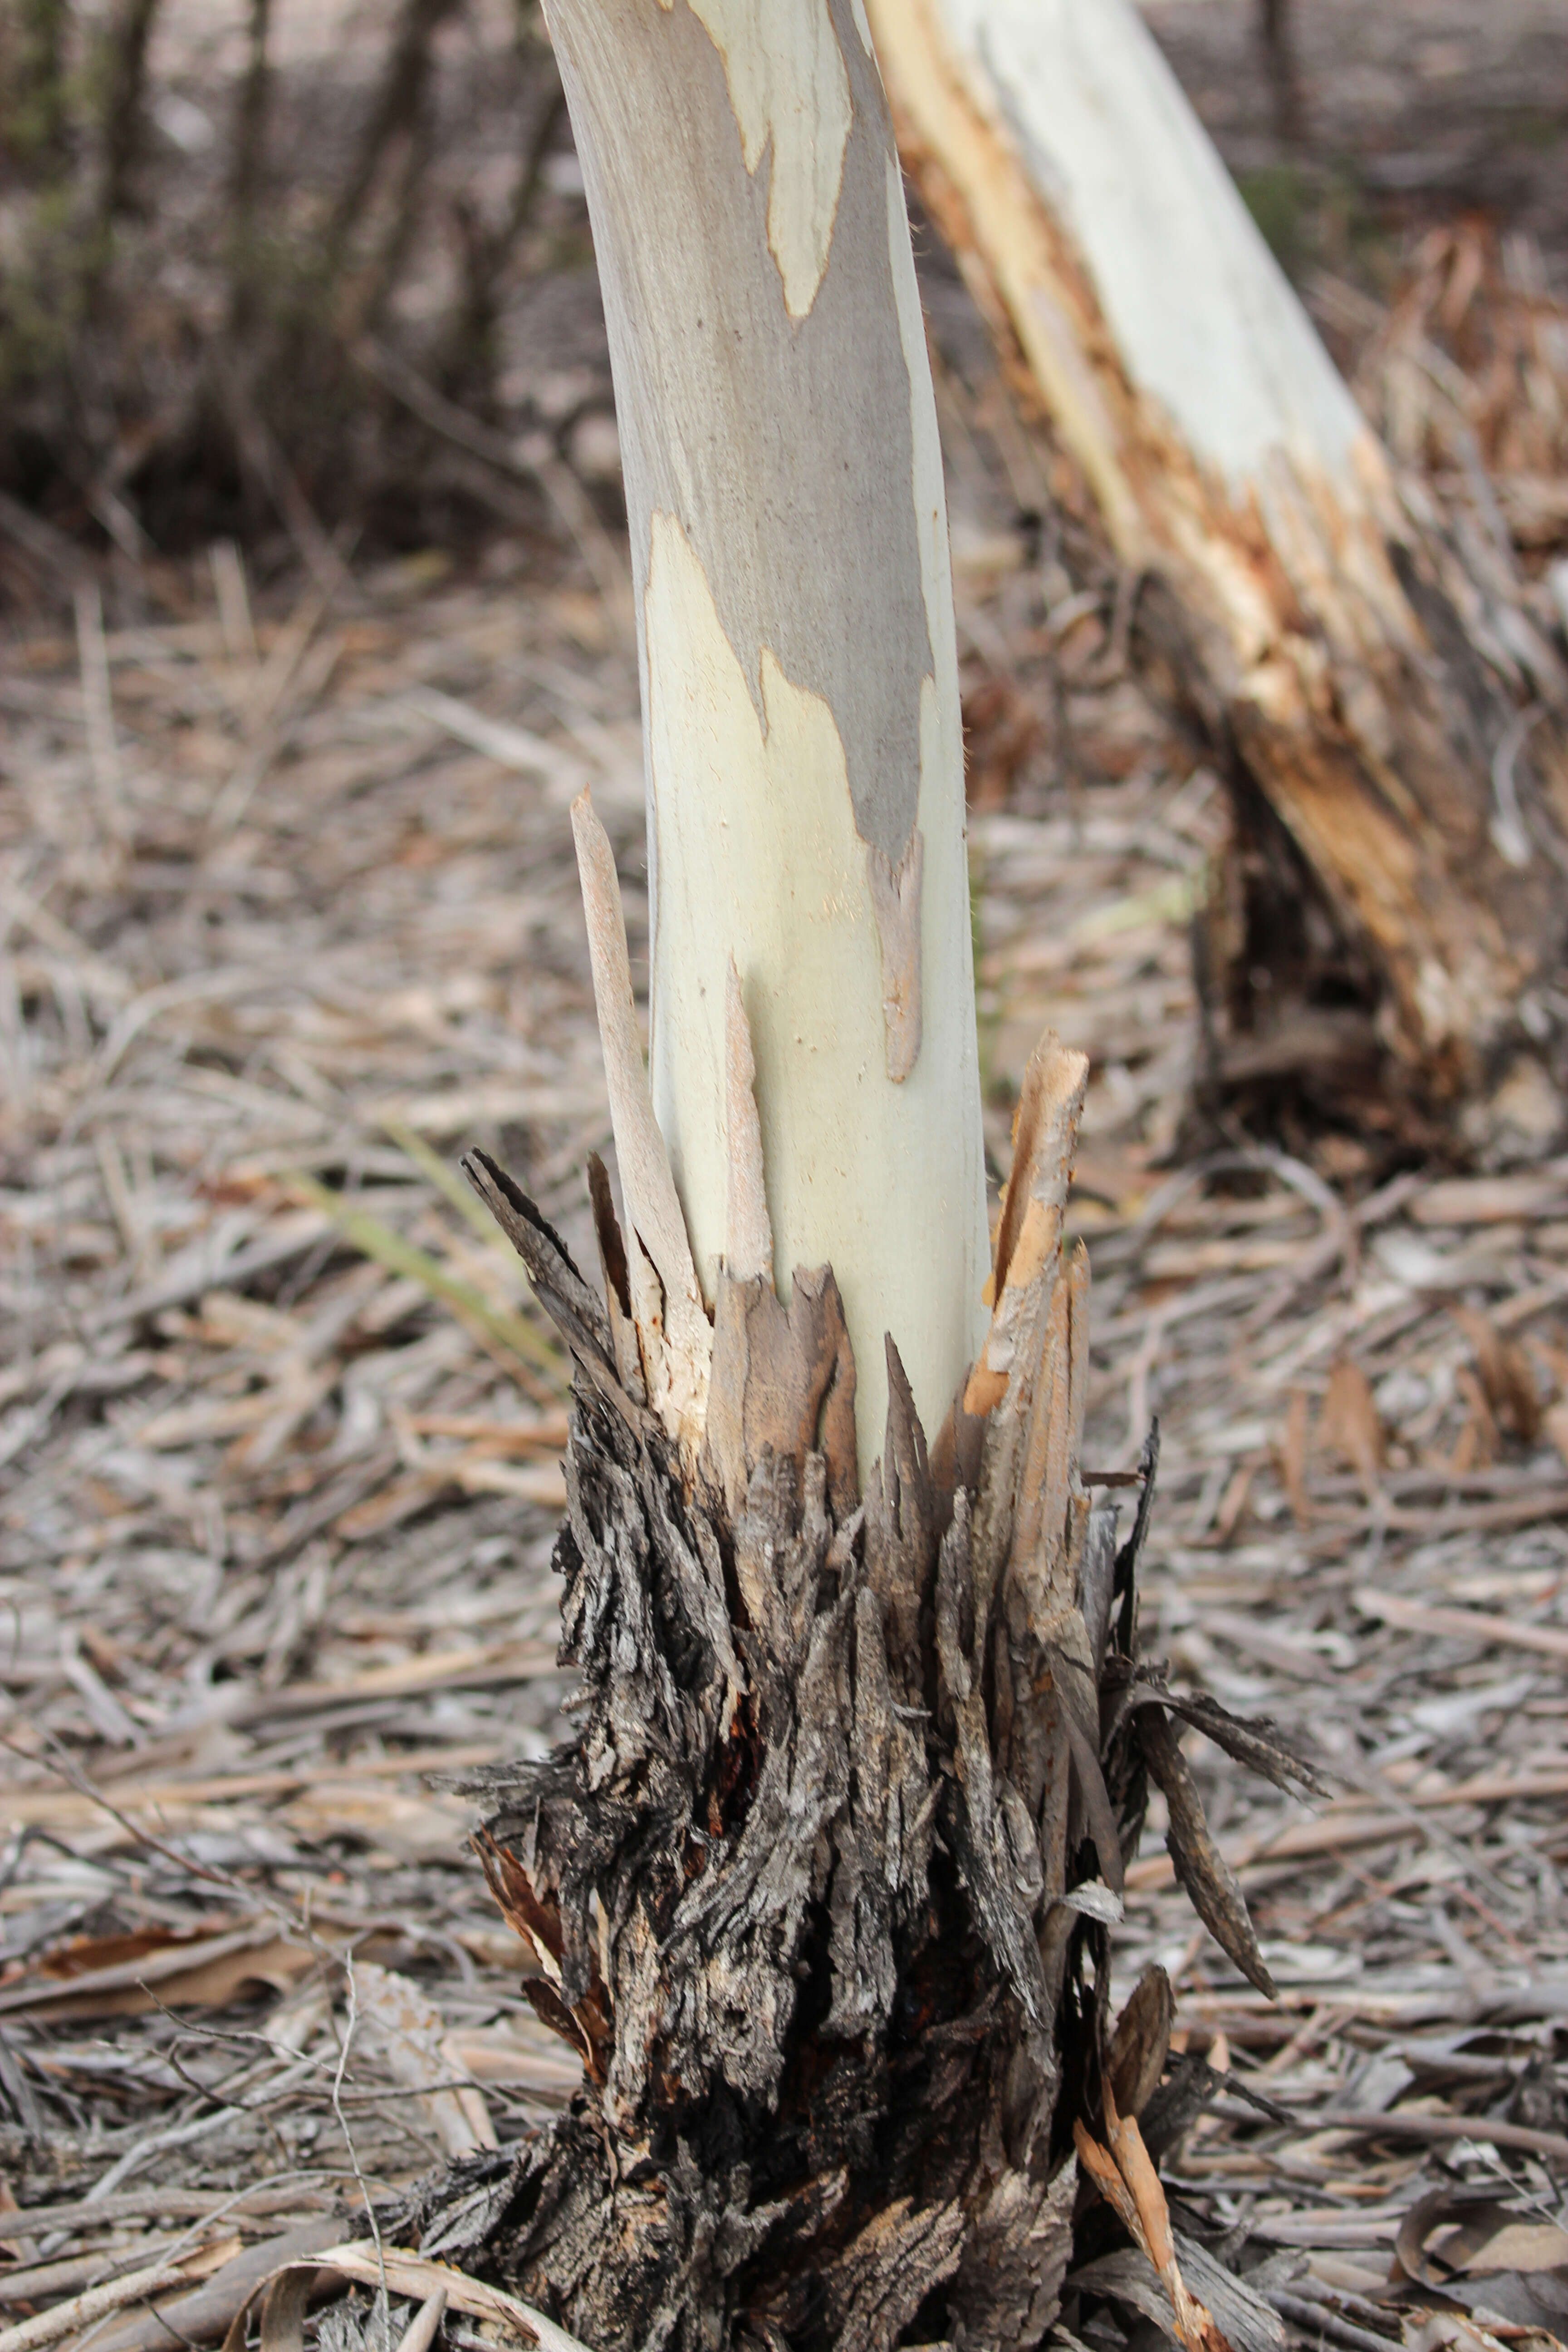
xmin=2 ymin=216 xmax=1568 ymax=2352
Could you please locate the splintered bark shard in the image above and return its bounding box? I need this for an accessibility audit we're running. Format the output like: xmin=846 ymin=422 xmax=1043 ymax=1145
xmin=1138 ymin=1706 xmax=1277 ymax=2000
xmin=570 ymin=787 xmax=712 ymax=1456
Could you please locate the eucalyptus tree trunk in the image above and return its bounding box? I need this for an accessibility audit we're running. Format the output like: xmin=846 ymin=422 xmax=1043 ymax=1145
xmin=418 ymin=10 xmax=1313 ymax=2350
xmin=868 ymin=0 xmax=1568 ymax=1157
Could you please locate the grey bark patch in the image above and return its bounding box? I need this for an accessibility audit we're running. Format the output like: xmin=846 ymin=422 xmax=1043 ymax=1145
xmin=549 ymin=0 xmax=932 ymax=871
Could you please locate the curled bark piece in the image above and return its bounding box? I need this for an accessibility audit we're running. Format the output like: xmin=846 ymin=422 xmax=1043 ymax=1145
xmin=269 ymin=2247 xmax=594 ymax=2352
xmin=462 ymin=1150 xmax=613 ymax=1369
xmin=1078 ymin=2086 xmax=1233 ymax=2352
xmin=1104 ymin=1665 xmax=1325 ymax=1799
xmin=585 ymin=1150 xmax=645 ymax=1402
xmin=1137 ymin=1707 xmax=1277 ymax=1999
xmin=965 ymin=1031 xmax=1088 ymax=1423
xmin=391 ymin=2290 xmax=448 ymax=2352
xmin=1107 ymin=1962 xmax=1173 ymax=2122
xmin=257 ymin=2268 xmax=313 ymax=2352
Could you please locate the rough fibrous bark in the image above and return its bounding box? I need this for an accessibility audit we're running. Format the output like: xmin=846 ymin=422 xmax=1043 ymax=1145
xmin=405 ymin=1036 xmax=1318 ymax=2352
xmin=868 ymin=0 xmax=1568 ymax=1153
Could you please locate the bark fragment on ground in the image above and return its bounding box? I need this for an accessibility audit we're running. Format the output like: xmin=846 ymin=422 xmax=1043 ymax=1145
xmin=409 ymin=1033 xmax=1316 ymax=2352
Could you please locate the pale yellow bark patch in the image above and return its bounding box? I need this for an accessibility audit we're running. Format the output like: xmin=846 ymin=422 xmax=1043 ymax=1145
xmin=645 ymin=511 xmax=988 ymax=1471
xmin=724 ymin=959 xmax=774 ymax=1284
xmin=680 ymin=0 xmax=853 ymax=319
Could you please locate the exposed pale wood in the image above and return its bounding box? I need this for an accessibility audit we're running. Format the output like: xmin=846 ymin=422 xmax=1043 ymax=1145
xmin=544 ymin=0 xmax=988 ymax=1460
xmin=868 ymin=0 xmax=1568 ymax=1147
xmin=568 ymin=787 xmax=710 ymax=1455
xmin=722 ymin=958 xmax=773 ymax=1285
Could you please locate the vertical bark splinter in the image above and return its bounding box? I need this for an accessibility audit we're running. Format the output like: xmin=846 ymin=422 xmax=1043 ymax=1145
xmin=724 ymin=957 xmax=775 ymax=1284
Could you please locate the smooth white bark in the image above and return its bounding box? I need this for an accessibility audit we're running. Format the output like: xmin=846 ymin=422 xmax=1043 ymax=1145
xmin=546 ymin=0 xmax=990 ymax=1467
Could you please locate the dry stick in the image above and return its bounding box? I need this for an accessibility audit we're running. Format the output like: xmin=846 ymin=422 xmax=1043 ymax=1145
xmin=207 ymin=588 xmax=333 ymax=838
xmin=74 ymin=583 xmax=125 ymax=846
xmin=1355 ymin=1588 xmax=1568 ymax=1661
xmin=325 ymin=0 xmax=456 ymax=259
xmin=1 ymin=2248 xmax=190 ymax=2310
xmin=97 ymin=0 xmax=163 ymax=224
xmin=329 ymin=1960 xmax=391 ymax=2352
xmin=61 ymin=2220 xmax=348 ymax=2352
xmin=1125 ymin=1768 xmax=1568 ymax=1892
xmin=0 ymin=1731 xmax=390 ymax=2278
xmin=226 ymin=0 xmax=273 ymax=335
xmin=1314 ymin=2110 xmax=1568 ymax=2166
xmin=1314 ymin=1749 xmax=1515 ymax=1912
xmin=0 ymin=2259 xmax=192 ymax=2352
xmin=1307 ymin=1486 xmax=1568 ymax=1541
xmin=3 ymin=1744 xmax=505 ymax=1834
xmin=14 ymin=2184 xmax=331 ymax=2324
xmin=209 ymin=542 xmax=259 ymax=665
xmin=0 ymin=2190 xmax=339 ymax=2240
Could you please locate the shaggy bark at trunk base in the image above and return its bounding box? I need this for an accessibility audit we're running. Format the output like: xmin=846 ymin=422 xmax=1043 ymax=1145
xmin=394 ymin=1030 xmax=1317 ymax=2352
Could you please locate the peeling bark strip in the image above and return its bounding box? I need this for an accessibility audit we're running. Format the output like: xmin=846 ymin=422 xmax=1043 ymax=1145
xmin=431 ymin=1035 xmax=1315 ymax=2352
xmin=544 ymin=0 xmax=987 ymax=1457
xmin=569 ymin=790 xmax=710 ymax=1460
xmin=869 ymin=0 xmax=1568 ymax=1146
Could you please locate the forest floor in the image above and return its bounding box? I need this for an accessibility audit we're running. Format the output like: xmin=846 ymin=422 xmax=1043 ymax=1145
xmin=5 ymin=22 xmax=1568 ymax=2352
